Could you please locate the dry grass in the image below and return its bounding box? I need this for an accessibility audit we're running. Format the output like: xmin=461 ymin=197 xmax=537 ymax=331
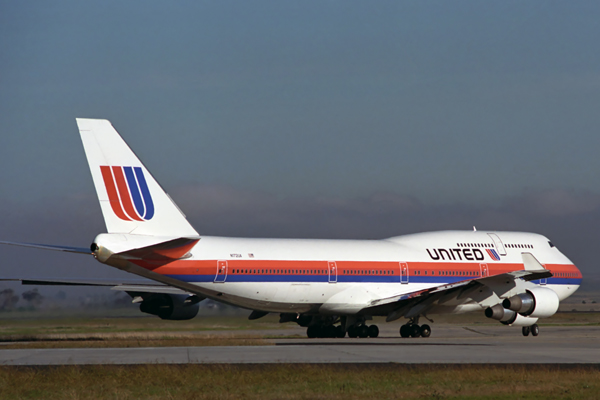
xmin=1 ymin=312 xmax=599 ymax=349
xmin=0 ymin=314 xmax=300 ymax=348
xmin=0 ymin=364 xmax=598 ymax=399
xmin=0 ymin=314 xmax=285 ymax=336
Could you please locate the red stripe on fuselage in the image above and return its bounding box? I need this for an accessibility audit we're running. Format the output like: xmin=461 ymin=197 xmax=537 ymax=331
xmin=100 ymin=166 xmax=131 ymax=221
xmin=112 ymin=166 xmax=143 ymax=222
xmin=129 ymin=259 xmax=581 ymax=279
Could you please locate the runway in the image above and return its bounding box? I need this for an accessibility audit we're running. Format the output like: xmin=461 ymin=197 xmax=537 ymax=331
xmin=1 ymin=325 xmax=599 ymax=365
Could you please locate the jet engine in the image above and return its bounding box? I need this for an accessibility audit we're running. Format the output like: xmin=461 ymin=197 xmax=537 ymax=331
xmin=502 ymin=287 xmax=559 ymax=318
xmin=138 ymin=293 xmax=202 ymax=320
xmin=485 ymin=304 xmax=539 ymax=326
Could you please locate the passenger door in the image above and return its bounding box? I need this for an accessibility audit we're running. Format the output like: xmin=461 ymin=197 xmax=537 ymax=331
xmin=328 ymin=261 xmax=338 ymax=283
xmin=400 ymin=262 xmax=409 ymax=284
xmin=214 ymin=260 xmax=228 ymax=282
xmin=479 ymin=263 xmax=489 ymax=277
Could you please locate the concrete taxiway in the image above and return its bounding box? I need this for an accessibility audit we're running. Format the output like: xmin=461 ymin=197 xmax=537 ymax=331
xmin=1 ymin=325 xmax=599 ymax=365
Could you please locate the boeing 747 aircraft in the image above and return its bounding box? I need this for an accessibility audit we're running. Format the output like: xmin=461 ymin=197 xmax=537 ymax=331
xmin=1 ymin=119 xmax=582 ymax=338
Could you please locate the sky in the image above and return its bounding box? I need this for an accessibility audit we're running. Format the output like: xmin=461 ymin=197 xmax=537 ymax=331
xmin=1 ymin=1 xmax=600 ymax=289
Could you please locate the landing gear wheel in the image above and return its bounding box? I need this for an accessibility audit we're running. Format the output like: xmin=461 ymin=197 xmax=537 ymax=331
xmin=367 ymin=325 xmax=379 ymax=338
xmin=420 ymin=324 xmax=431 ymax=338
xmin=410 ymin=324 xmax=421 ymax=338
xmin=358 ymin=325 xmax=369 ymax=338
xmin=348 ymin=326 xmax=358 ymax=338
xmin=531 ymin=324 xmax=539 ymax=336
xmin=400 ymin=324 xmax=410 ymax=338
xmin=324 ymin=325 xmax=337 ymax=338
xmin=307 ymin=325 xmax=319 ymax=338
xmin=522 ymin=326 xmax=531 ymax=337
xmin=336 ymin=325 xmax=346 ymax=338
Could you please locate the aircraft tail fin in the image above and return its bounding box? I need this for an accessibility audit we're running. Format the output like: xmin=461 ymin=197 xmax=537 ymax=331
xmin=77 ymin=118 xmax=199 ymax=237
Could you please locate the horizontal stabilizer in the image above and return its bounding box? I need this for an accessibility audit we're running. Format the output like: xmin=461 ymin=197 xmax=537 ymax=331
xmin=0 ymin=240 xmax=91 ymax=255
xmin=118 ymin=237 xmax=199 ymax=261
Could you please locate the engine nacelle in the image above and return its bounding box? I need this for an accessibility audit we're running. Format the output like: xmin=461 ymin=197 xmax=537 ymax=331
xmin=501 ymin=313 xmax=539 ymax=327
xmin=484 ymin=304 xmax=538 ymax=326
xmin=485 ymin=304 xmax=516 ymax=323
xmin=139 ymin=294 xmax=201 ymax=320
xmin=502 ymin=287 xmax=559 ymax=318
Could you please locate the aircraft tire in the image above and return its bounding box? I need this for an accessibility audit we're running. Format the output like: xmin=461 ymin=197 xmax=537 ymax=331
xmin=420 ymin=324 xmax=431 ymax=338
xmin=410 ymin=324 xmax=421 ymax=338
xmin=358 ymin=325 xmax=369 ymax=338
xmin=531 ymin=324 xmax=539 ymax=336
xmin=348 ymin=326 xmax=358 ymax=338
xmin=307 ymin=325 xmax=319 ymax=338
xmin=336 ymin=325 xmax=346 ymax=338
xmin=367 ymin=325 xmax=379 ymax=338
xmin=324 ymin=325 xmax=336 ymax=338
xmin=400 ymin=324 xmax=410 ymax=338
xmin=522 ymin=326 xmax=530 ymax=336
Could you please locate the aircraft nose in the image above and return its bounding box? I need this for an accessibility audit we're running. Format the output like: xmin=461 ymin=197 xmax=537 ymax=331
xmin=574 ymin=263 xmax=583 ymax=279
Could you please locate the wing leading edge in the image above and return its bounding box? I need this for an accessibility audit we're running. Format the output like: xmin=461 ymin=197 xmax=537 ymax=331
xmin=363 ymin=252 xmax=552 ymax=322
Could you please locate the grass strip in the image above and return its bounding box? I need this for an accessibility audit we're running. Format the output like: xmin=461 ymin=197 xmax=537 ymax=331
xmin=0 ymin=364 xmax=598 ymax=399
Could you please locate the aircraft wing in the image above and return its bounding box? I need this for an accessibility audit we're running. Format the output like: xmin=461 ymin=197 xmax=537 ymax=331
xmin=364 ymin=253 xmax=552 ymax=321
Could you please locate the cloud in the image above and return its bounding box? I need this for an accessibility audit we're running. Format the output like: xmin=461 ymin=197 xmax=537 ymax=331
xmin=1 ymin=186 xmax=599 ymax=285
xmin=171 ymin=185 xmax=422 ymax=239
xmin=505 ymin=189 xmax=600 ymax=217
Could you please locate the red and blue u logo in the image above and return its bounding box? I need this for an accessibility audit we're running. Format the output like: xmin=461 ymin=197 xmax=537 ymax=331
xmin=486 ymin=248 xmax=501 ymax=261
xmin=100 ymin=166 xmax=155 ymax=221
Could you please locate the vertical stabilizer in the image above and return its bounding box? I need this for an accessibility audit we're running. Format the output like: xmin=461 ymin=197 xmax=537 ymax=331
xmin=77 ymin=118 xmax=199 ymax=237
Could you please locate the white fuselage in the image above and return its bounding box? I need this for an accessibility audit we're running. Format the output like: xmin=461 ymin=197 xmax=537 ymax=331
xmin=127 ymin=230 xmax=581 ymax=315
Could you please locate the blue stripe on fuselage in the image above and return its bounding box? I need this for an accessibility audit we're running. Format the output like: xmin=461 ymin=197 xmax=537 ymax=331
xmin=163 ymin=274 xmax=581 ymax=285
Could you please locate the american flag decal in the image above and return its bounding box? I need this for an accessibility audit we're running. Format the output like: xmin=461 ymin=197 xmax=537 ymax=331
xmin=486 ymin=249 xmax=501 ymax=261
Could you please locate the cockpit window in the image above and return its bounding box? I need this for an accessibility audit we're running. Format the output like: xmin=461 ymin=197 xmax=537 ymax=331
xmin=548 ymin=241 xmax=555 ymax=248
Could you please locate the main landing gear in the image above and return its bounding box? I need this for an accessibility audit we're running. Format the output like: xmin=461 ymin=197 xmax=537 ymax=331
xmin=306 ymin=324 xmax=380 ymax=338
xmin=522 ymin=324 xmax=540 ymax=337
xmin=399 ymin=317 xmax=431 ymax=338
xmin=347 ymin=324 xmax=379 ymax=338
xmin=306 ymin=324 xmax=346 ymax=338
